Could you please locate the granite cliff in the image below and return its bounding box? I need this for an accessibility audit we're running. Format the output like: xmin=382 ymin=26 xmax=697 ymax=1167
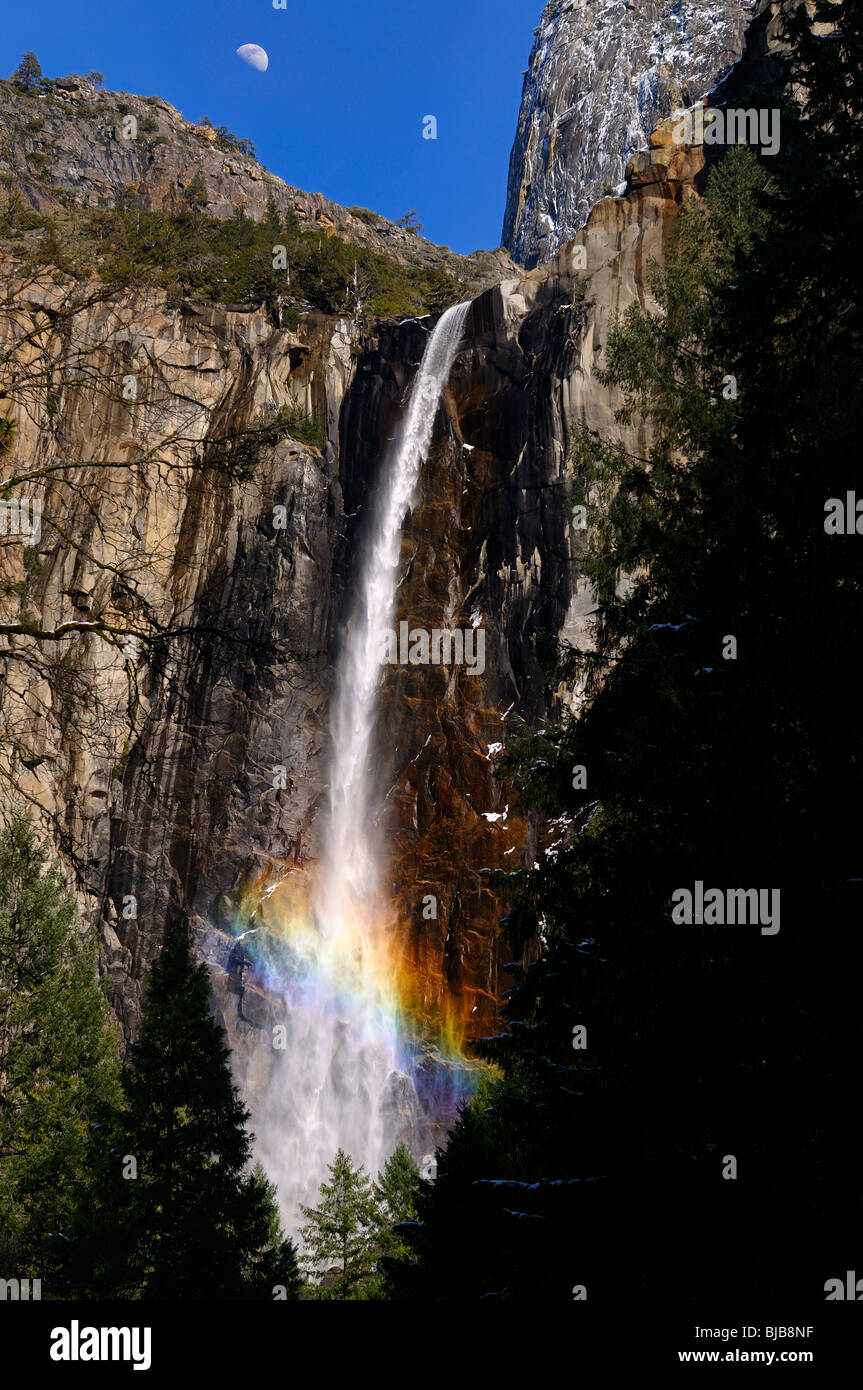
xmin=0 ymin=129 xmax=702 ymax=1054
xmin=0 ymin=72 xmax=512 ymax=290
xmin=502 ymin=0 xmax=756 ymax=267
xmin=0 ymin=0 xmax=801 ymax=1141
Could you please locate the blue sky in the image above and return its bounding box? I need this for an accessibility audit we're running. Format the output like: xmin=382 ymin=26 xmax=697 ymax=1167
xmin=2 ymin=0 xmax=540 ymax=254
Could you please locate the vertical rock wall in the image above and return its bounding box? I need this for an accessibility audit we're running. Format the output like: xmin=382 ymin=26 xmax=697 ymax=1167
xmin=502 ymin=0 xmax=754 ymax=268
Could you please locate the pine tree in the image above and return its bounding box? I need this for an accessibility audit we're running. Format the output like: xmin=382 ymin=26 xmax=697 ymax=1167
xmin=299 ymin=1148 xmax=381 ymax=1299
xmin=10 ymin=52 xmax=43 ymax=92
xmin=374 ymin=1142 xmax=420 ymax=1263
xmin=0 ymin=813 xmax=122 ymax=1281
xmin=119 ymin=915 xmax=297 ymax=1298
xmin=242 ymin=1162 xmax=303 ymax=1301
xmin=263 ymin=193 xmax=282 ymax=242
xmin=376 ymin=1143 xmax=420 ymax=1225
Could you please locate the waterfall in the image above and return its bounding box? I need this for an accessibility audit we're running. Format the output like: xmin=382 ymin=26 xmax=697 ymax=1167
xmin=324 ymin=300 xmax=471 ymax=913
xmin=251 ymin=302 xmax=471 ymax=1232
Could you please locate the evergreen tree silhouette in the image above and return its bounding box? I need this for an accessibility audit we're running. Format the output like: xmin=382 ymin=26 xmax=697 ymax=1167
xmin=121 ymin=914 xmax=298 ymax=1299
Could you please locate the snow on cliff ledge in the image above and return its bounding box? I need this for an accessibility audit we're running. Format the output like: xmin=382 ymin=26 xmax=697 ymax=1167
xmin=503 ymin=0 xmax=756 ymax=269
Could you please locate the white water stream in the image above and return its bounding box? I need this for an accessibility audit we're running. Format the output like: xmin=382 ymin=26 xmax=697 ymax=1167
xmin=252 ymin=302 xmax=470 ymax=1229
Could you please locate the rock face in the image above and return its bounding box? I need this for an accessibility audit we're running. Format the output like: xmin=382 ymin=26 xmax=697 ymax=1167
xmin=0 ymin=275 xmax=357 ymax=1035
xmin=0 ymin=157 xmax=695 ymax=1089
xmin=502 ymin=0 xmax=755 ymax=268
xmin=0 ymin=0 xmax=798 ymax=1135
xmin=0 ymin=75 xmax=515 ymax=293
xmin=1 ymin=113 xmax=707 ymax=1052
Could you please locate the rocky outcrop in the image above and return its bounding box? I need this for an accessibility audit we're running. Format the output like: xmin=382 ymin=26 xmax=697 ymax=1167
xmin=0 ymin=75 xmax=515 ymax=294
xmin=0 ymin=76 xmax=709 ymax=1032
xmin=0 ymin=105 xmax=701 ymax=1052
xmin=0 ymin=275 xmax=359 ymax=1035
xmin=0 ymin=0 xmax=801 ymax=1113
xmin=502 ymin=0 xmax=755 ymax=268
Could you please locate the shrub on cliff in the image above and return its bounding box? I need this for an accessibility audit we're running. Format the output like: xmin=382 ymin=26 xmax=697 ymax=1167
xmin=0 ymin=195 xmax=465 ymax=325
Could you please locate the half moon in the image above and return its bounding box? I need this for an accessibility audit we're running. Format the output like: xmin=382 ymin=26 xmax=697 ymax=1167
xmin=236 ymin=44 xmax=269 ymax=73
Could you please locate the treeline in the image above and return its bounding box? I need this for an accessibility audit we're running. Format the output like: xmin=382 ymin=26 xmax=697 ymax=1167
xmin=1 ymin=50 xmax=469 ymax=323
xmin=0 ymin=190 xmax=464 ymax=325
xmin=6 ymin=51 xmax=103 ymax=95
xmin=0 ymin=815 xmax=420 ymax=1300
xmin=387 ymin=0 xmax=863 ymax=1300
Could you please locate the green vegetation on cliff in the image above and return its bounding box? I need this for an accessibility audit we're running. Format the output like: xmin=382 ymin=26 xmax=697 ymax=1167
xmin=0 ymin=187 xmax=465 ymax=324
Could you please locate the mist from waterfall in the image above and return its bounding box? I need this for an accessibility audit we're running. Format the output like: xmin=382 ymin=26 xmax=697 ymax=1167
xmin=249 ymin=302 xmax=471 ymax=1233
